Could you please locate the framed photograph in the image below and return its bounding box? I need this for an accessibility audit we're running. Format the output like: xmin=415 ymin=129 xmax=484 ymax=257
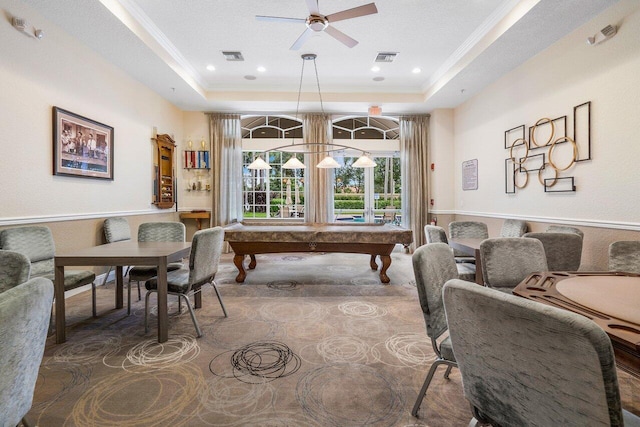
xmin=53 ymin=107 xmax=114 ymax=180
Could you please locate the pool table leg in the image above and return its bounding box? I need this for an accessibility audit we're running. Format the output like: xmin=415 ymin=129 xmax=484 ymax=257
xmin=248 ymin=254 xmax=257 ymax=269
xmin=233 ymin=254 xmax=246 ymax=282
xmin=370 ymin=254 xmax=378 ymax=270
xmin=379 ymin=255 xmax=391 ymax=284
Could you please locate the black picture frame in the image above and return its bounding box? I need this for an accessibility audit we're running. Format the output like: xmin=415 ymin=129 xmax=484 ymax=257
xmin=53 ymin=107 xmax=114 ymax=180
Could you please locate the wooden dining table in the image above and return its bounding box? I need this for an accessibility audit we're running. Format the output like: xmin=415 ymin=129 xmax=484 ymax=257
xmin=513 ymin=271 xmax=640 ymax=378
xmin=54 ymin=240 xmax=192 ymax=344
xmin=448 ymin=238 xmax=484 ymax=285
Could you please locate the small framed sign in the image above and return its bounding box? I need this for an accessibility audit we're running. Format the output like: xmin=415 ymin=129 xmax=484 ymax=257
xmin=462 ymin=159 xmax=478 ymax=191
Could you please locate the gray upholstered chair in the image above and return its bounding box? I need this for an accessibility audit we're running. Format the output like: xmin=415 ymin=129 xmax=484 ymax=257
xmin=546 ymin=225 xmax=584 ymax=239
xmin=0 ymin=249 xmax=31 ymax=293
xmin=410 ymin=243 xmax=459 ymax=418
xmin=144 ymin=227 xmax=227 ymax=337
xmin=442 ymin=279 xmax=640 ymax=427
xmin=448 ymin=221 xmax=488 ymax=263
xmin=608 ymin=241 xmax=640 ymax=274
xmin=524 ymin=232 xmax=583 ymax=271
xmin=0 ymin=226 xmax=98 ymax=316
xmin=128 ymin=222 xmax=185 ymax=312
xmin=479 ymin=237 xmax=548 ymax=292
xmin=102 ymin=217 xmax=132 ymax=286
xmin=500 ymin=219 xmax=528 ymax=237
xmin=0 ymin=277 xmax=54 ymax=427
xmin=423 ymin=226 xmax=475 ymax=281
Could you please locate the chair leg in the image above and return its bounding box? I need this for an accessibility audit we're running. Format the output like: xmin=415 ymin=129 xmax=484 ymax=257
xmin=411 ymin=359 xmax=453 ymax=417
xmin=212 ymin=280 xmax=228 ymax=317
xmin=444 ymin=365 xmax=453 ymax=379
xmin=127 ymin=277 xmax=132 ymax=315
xmin=137 ymin=281 xmax=141 ymax=301
xmin=180 ymin=294 xmax=203 ymax=337
xmin=101 ymin=266 xmax=113 ymax=287
xmin=21 ymin=416 xmax=34 ymax=427
xmin=144 ymin=290 xmax=153 ymax=334
xmin=91 ymin=282 xmax=97 ymax=318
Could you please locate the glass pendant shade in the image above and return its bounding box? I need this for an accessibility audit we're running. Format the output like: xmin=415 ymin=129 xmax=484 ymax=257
xmin=247 ymin=156 xmax=272 ymax=170
xmin=282 ymin=155 xmax=306 ymax=169
xmin=352 ymin=154 xmax=377 ymax=168
xmin=316 ymin=155 xmax=341 ymax=169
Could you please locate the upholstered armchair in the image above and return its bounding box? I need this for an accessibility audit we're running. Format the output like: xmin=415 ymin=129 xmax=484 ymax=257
xmin=423 ymin=226 xmax=475 ymax=282
xmin=500 ymin=218 xmax=528 ymax=237
xmin=448 ymin=221 xmax=488 ymax=263
xmin=546 ymin=225 xmax=584 ymax=239
xmin=0 ymin=249 xmax=31 ymax=293
xmin=479 ymin=237 xmax=548 ymax=292
xmin=609 ymin=241 xmax=640 ymax=274
xmin=127 ymin=222 xmax=185 ymax=313
xmin=145 ymin=227 xmax=227 ymax=337
xmin=0 ymin=226 xmax=97 ymax=316
xmin=410 ymin=243 xmax=460 ymax=418
xmin=524 ymin=232 xmax=582 ymax=271
xmin=442 ymin=279 xmax=640 ymax=427
xmin=102 ymin=216 xmax=132 ymax=286
xmin=0 ymin=277 xmax=54 ymax=427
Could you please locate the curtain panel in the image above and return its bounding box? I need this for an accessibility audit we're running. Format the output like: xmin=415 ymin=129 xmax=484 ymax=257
xmin=303 ymin=114 xmax=334 ymax=223
xmin=400 ymin=115 xmax=430 ymax=251
xmin=208 ymin=113 xmax=243 ymax=228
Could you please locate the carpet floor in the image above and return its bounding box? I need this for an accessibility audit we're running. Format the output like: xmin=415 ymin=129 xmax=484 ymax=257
xmin=28 ymin=250 xmax=639 ymax=426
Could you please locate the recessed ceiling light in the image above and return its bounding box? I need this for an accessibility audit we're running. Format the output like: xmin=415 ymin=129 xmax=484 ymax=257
xmin=371 ymin=66 xmax=380 ymax=72
xmin=257 ymin=66 xmax=266 ymax=72
xmin=206 ymin=64 xmax=216 ymax=71
xmin=373 ymin=76 xmax=385 ymax=82
xmin=412 ymin=67 xmax=422 ymax=74
xmin=244 ymin=75 xmax=257 ymax=80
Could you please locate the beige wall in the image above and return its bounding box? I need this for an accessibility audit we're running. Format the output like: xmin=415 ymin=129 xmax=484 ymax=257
xmin=428 ymin=1 xmax=640 ymax=270
xmin=0 ymin=2 xmax=185 ymax=258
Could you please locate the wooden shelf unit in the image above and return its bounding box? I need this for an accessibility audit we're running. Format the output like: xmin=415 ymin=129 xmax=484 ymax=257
xmin=154 ymin=134 xmax=176 ymax=209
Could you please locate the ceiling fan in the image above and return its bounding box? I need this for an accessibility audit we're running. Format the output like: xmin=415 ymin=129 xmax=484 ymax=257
xmin=256 ymin=0 xmax=378 ymax=50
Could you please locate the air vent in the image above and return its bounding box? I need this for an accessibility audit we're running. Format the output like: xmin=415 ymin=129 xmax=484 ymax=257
xmin=222 ymin=51 xmax=244 ymax=61
xmin=375 ymin=52 xmax=398 ymax=63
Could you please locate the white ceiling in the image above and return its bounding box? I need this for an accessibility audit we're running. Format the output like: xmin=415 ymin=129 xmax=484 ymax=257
xmin=21 ymin=0 xmax=617 ymax=115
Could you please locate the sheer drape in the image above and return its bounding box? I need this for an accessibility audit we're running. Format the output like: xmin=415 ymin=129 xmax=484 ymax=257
xmin=303 ymin=114 xmax=334 ymax=223
xmin=400 ymin=115 xmax=430 ymax=251
xmin=208 ymin=113 xmax=243 ymax=228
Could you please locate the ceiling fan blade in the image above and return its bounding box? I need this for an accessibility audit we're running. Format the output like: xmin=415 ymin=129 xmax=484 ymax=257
xmin=324 ymin=25 xmax=358 ymax=48
xmin=290 ymin=27 xmax=314 ymax=50
xmin=256 ymin=15 xmax=306 ymax=24
xmin=305 ymin=0 xmax=320 ymax=15
xmin=326 ymin=3 xmax=378 ymax=23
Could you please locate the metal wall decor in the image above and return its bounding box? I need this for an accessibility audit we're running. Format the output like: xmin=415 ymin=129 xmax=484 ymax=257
xmin=504 ymin=101 xmax=591 ymax=194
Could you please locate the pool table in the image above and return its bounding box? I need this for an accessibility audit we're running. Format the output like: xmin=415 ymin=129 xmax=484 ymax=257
xmin=224 ymin=222 xmax=413 ymax=283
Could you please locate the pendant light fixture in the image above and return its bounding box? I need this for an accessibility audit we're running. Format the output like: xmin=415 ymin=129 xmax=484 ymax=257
xmin=247 ymin=54 xmax=377 ymax=170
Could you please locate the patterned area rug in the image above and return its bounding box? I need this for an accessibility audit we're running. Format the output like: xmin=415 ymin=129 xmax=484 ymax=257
xmin=29 ymin=250 xmax=639 ymax=426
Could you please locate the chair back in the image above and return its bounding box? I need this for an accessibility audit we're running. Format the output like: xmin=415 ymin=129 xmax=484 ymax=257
xmin=546 ymin=225 xmax=584 ymax=239
xmin=608 ymin=241 xmax=640 ymax=274
xmin=424 ymin=225 xmax=448 ymax=244
xmin=443 ymin=279 xmax=625 ymax=426
xmin=0 ymin=277 xmax=54 ymax=426
xmin=500 ymin=219 xmax=528 ymax=237
xmin=0 ymin=226 xmax=55 ymax=277
xmin=138 ymin=222 xmax=185 ymax=242
xmin=0 ymin=250 xmax=31 ymax=293
xmin=524 ymin=232 xmax=582 ymax=271
xmin=412 ymin=243 xmax=459 ymax=339
xmin=103 ymin=217 xmax=131 ymax=243
xmin=448 ymin=221 xmax=488 ymax=258
xmin=480 ymin=237 xmax=547 ymax=291
xmin=189 ymin=227 xmax=224 ymax=286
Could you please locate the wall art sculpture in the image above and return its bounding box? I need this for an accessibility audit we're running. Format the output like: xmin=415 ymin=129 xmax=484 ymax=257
xmin=504 ymin=101 xmax=591 ymax=194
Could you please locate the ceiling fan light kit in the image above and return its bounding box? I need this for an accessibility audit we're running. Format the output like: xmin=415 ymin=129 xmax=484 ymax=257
xmin=256 ymin=0 xmax=378 ymax=50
